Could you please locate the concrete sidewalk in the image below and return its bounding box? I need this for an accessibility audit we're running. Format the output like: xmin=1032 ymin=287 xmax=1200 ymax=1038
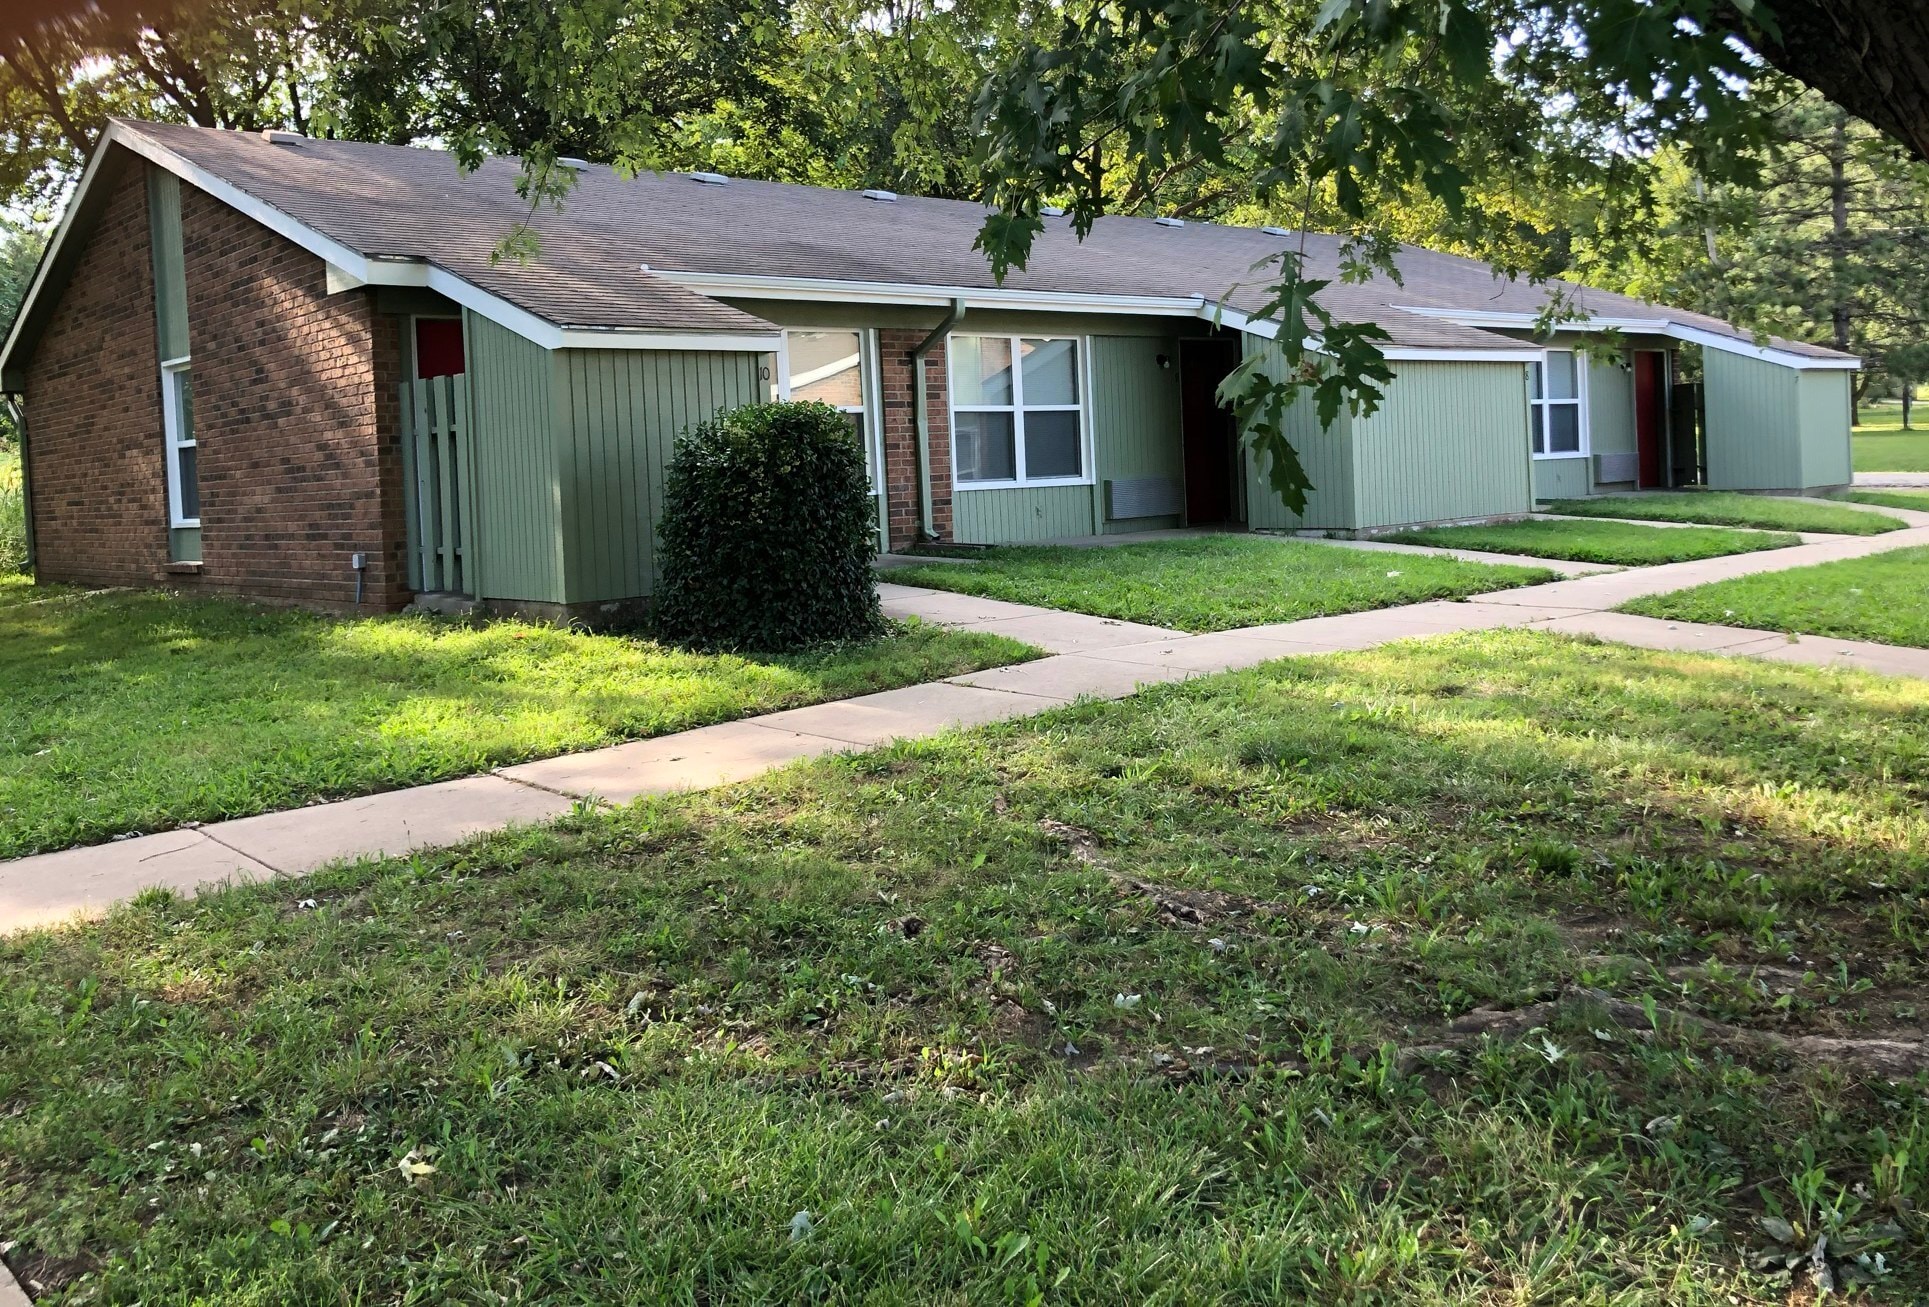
xmin=7 ymin=519 xmax=1929 ymax=933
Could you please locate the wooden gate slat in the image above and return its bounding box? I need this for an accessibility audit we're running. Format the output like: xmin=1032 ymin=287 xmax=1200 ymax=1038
xmin=397 ymin=381 xmax=422 ymax=592
xmin=434 ymin=376 xmax=459 ymax=595
xmin=412 ymin=379 xmax=439 ymax=592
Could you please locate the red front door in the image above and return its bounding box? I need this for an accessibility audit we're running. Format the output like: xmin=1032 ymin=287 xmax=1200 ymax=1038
xmin=1634 ymin=351 xmax=1666 ymax=488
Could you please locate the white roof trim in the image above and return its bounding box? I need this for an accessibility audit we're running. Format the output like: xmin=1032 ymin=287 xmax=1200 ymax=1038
xmin=1394 ymin=305 xmax=1861 ymax=371
xmin=1206 ymin=301 xmax=1539 ymax=362
xmin=658 ymin=269 xmax=1209 ymax=316
xmin=4 ymin=122 xmax=779 ymax=370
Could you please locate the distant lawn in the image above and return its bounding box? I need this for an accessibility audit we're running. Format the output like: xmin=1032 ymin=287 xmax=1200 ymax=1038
xmin=1543 ymin=491 xmax=1902 ymax=536
xmin=1854 ymin=432 xmax=1929 ymax=473
xmin=1851 ymin=406 xmax=1929 ymax=472
xmin=7 ymin=633 xmax=1929 ymax=1303
xmin=1623 ymin=546 xmax=1929 ymax=647
xmin=1382 ymin=518 xmax=1798 ymax=566
xmin=1843 ymin=489 xmax=1929 ymax=513
xmin=888 ymin=536 xmax=1553 ymax=633
xmin=0 ymin=576 xmax=1034 ymax=859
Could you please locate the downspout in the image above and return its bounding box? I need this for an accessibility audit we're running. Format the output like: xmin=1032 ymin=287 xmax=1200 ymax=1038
xmin=910 ymin=297 xmax=966 ymax=543
xmin=2 ymin=393 xmax=32 ymax=573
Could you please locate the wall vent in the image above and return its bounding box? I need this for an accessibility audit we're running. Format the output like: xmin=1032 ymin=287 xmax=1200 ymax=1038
xmin=1107 ymin=476 xmax=1185 ymax=520
xmin=687 ymin=171 xmax=730 ymax=185
xmin=862 ymin=188 xmax=898 ymax=202
xmin=1594 ymin=451 xmax=1639 ymax=484
xmin=1154 ymin=216 xmax=1186 ymax=228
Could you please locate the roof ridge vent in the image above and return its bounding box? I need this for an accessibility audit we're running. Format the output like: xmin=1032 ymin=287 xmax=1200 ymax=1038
xmin=1261 ymin=225 xmax=1291 ymax=236
xmin=687 ymin=171 xmax=730 ymax=185
xmin=557 ymin=157 xmax=592 ymax=171
xmin=1154 ymin=216 xmax=1186 ymax=228
xmin=861 ymin=188 xmax=898 ymax=202
xmin=1041 ymin=205 xmax=1065 ymax=217
xmin=260 ymin=129 xmax=306 ymax=146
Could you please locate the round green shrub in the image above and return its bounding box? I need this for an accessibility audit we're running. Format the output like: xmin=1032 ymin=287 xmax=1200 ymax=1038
xmin=653 ymin=401 xmax=885 ymax=651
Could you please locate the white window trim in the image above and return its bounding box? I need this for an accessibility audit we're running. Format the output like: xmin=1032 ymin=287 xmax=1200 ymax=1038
xmin=1529 ymin=349 xmax=1590 ymax=461
xmin=949 ymin=333 xmax=1093 ymax=490
xmin=776 ymin=327 xmax=884 ymax=494
xmin=160 ymin=354 xmax=199 ymax=527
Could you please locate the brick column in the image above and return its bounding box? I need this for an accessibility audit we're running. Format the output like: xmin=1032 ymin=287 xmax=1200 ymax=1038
xmin=878 ymin=327 xmax=954 ymax=551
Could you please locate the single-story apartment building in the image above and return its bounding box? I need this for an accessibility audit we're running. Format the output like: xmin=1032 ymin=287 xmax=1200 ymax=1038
xmin=0 ymin=120 xmax=1860 ymax=619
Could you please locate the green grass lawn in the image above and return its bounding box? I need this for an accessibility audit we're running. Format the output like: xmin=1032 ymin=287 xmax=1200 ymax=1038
xmin=1844 ymin=489 xmax=1929 ymax=513
xmin=1623 ymin=545 xmax=1929 ymax=647
xmin=1855 ymin=431 xmax=1929 ymax=473
xmin=1543 ymin=491 xmax=1903 ymax=536
xmin=888 ymin=535 xmax=1553 ymax=632
xmin=1853 ymin=401 xmax=1929 ymax=472
xmin=1382 ymin=517 xmax=1799 ymax=565
xmin=6 ymin=631 xmax=1929 ymax=1302
xmin=0 ymin=576 xmax=1033 ymax=859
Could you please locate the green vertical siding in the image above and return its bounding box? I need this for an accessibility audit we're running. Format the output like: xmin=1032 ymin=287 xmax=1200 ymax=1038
xmin=555 ymin=348 xmax=767 ymax=602
xmin=1797 ymin=369 xmax=1852 ymax=488
xmin=1532 ymin=458 xmax=1591 ymax=500
xmin=464 ymin=311 xmax=565 ymax=603
xmin=953 ymin=486 xmax=1097 ymax=543
xmin=145 ymin=170 xmax=188 ymax=361
xmin=1089 ymin=335 xmax=1183 ymax=532
xmin=1351 ymin=360 xmax=1533 ymax=529
xmin=1240 ymin=336 xmax=1355 ymax=531
xmin=1704 ymin=351 xmax=1806 ymax=490
xmin=1587 ymin=354 xmax=1635 ymax=458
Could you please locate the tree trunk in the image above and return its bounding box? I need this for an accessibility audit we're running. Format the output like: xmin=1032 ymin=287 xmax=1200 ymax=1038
xmin=1722 ymin=0 xmax=1929 ymax=165
xmin=1827 ymin=109 xmax=1860 ymax=425
xmin=1905 ymin=385 xmax=1915 ymax=431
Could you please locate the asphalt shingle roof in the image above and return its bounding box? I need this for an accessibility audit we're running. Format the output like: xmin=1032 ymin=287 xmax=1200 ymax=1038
xmin=120 ymin=120 xmax=1852 ymax=361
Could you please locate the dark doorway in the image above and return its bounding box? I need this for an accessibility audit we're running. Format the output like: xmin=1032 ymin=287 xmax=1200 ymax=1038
xmin=415 ymin=318 xmax=467 ymax=380
xmin=1180 ymin=337 xmax=1242 ymax=524
xmin=1634 ymin=350 xmax=1667 ymax=488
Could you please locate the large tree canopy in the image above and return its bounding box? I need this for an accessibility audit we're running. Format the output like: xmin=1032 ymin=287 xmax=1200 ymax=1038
xmin=972 ymin=0 xmax=1929 ymax=509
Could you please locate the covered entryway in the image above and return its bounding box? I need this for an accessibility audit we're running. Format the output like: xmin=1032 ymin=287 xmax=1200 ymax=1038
xmin=1179 ymin=336 xmax=1243 ymax=525
xmin=1633 ymin=350 xmax=1669 ymax=488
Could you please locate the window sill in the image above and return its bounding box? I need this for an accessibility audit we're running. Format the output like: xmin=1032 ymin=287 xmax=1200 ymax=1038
xmin=1531 ymin=452 xmax=1588 ymax=461
xmin=163 ymin=561 xmax=203 ymax=574
xmin=955 ymin=479 xmax=1094 ymax=492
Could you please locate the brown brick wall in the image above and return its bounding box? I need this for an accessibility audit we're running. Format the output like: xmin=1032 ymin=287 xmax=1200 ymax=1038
xmin=22 ymin=153 xmax=412 ymax=612
xmin=878 ymin=327 xmax=954 ymax=550
xmin=23 ymin=159 xmax=170 ymax=588
xmin=178 ymin=182 xmax=410 ymax=610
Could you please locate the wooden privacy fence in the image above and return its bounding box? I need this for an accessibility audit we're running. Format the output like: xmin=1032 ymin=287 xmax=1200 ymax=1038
xmin=398 ymin=374 xmax=477 ymax=596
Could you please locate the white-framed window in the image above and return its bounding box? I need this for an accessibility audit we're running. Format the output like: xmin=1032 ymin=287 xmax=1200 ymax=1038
xmin=949 ymin=334 xmax=1088 ymax=487
xmin=779 ymin=328 xmax=881 ymax=490
xmin=161 ymin=356 xmax=200 ymax=525
xmin=1530 ymin=349 xmax=1587 ymax=458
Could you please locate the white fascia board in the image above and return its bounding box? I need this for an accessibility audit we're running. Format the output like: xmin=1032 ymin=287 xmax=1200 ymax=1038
xmin=1382 ymin=346 xmax=1542 ymax=363
xmin=659 ymin=269 xmax=1207 ymax=316
xmin=1393 ymin=304 xmax=1861 ymax=371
